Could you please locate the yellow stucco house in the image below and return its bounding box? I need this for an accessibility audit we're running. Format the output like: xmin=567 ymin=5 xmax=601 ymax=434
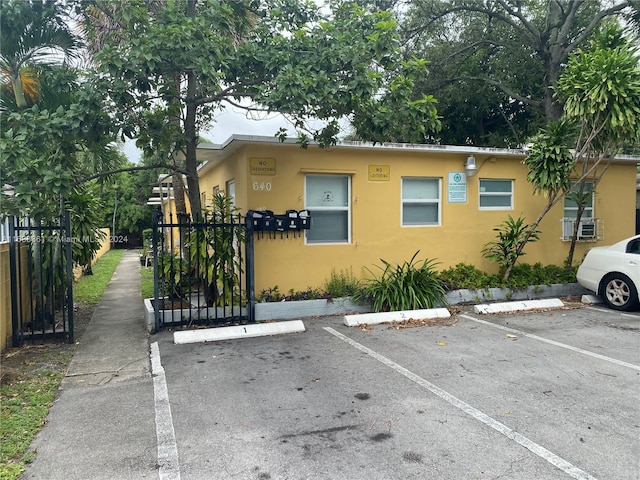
xmin=167 ymin=135 xmax=637 ymax=293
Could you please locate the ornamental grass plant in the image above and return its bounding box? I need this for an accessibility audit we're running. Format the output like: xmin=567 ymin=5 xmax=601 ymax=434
xmin=353 ymin=251 xmax=446 ymax=312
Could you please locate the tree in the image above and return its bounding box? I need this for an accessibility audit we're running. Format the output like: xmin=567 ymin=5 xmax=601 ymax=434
xmin=0 ymin=0 xmax=81 ymax=109
xmin=401 ymin=0 xmax=637 ymax=146
xmin=556 ymin=23 xmax=640 ymax=265
xmin=0 ymin=1 xmax=122 ymax=278
xmin=82 ymin=0 xmax=441 ymax=219
xmin=487 ymin=120 xmax=575 ymax=280
xmin=0 ymin=64 xmax=121 ymax=221
xmin=497 ymin=23 xmax=640 ymax=278
xmin=0 ymin=1 xmax=119 ymax=222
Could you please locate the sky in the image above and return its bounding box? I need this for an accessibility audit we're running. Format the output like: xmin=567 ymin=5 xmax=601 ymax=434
xmin=121 ymin=106 xmax=296 ymax=164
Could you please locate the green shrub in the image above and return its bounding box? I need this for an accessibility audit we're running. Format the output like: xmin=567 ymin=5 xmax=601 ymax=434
xmin=257 ymin=285 xmax=326 ymax=302
xmin=142 ymin=228 xmax=153 ymax=251
xmin=506 ymin=262 xmax=577 ymax=289
xmin=504 ymin=263 xmax=544 ymax=288
xmin=255 ymin=262 xmax=578 ymax=304
xmin=285 ymin=287 xmax=324 ymax=301
xmin=258 ymin=285 xmax=282 ymax=302
xmin=323 ymin=267 xmax=361 ymax=298
xmin=353 ymin=251 xmax=447 ymax=312
xmin=438 ymin=263 xmax=496 ymax=290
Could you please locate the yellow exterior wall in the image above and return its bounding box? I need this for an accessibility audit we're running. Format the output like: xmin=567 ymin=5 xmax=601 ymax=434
xmin=0 ymin=243 xmax=30 ymax=351
xmin=199 ymin=150 xmax=249 ymax=212
xmin=196 ymin=141 xmax=636 ymax=293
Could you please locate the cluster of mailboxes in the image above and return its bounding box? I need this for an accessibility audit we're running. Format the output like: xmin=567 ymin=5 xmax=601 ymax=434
xmin=248 ymin=210 xmax=311 ymax=232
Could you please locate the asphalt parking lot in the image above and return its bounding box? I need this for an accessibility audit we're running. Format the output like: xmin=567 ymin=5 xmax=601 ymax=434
xmin=153 ymin=303 xmax=640 ymax=480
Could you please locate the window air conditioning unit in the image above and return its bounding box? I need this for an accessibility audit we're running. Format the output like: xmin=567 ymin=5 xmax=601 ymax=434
xmin=561 ymin=218 xmax=598 ymax=241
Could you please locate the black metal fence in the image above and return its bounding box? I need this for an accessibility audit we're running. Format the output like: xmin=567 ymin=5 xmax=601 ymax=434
xmin=8 ymin=212 xmax=74 ymax=346
xmin=151 ymin=210 xmax=255 ymax=331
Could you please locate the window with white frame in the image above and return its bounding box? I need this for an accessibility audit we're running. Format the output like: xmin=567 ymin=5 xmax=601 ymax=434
xmin=226 ymin=180 xmax=236 ymax=206
xmin=564 ymin=182 xmax=594 ymax=218
xmin=561 ymin=181 xmax=597 ymax=241
xmin=479 ymin=179 xmax=513 ymax=210
xmin=305 ymin=175 xmax=350 ymax=244
xmin=401 ymin=177 xmax=441 ymax=226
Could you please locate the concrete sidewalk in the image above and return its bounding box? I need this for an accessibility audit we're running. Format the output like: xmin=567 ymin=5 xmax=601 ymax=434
xmin=24 ymin=250 xmax=158 ymax=480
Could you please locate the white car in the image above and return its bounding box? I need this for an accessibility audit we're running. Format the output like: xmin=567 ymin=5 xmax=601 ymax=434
xmin=576 ymin=234 xmax=640 ymax=311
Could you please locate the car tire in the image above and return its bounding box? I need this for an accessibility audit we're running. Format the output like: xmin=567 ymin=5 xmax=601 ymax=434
xmin=600 ymin=273 xmax=639 ymax=311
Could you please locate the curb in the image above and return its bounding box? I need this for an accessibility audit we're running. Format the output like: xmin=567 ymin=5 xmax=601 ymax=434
xmin=473 ymin=298 xmax=564 ymax=314
xmin=174 ymin=320 xmax=306 ymax=345
xmin=344 ymin=308 xmax=451 ymax=327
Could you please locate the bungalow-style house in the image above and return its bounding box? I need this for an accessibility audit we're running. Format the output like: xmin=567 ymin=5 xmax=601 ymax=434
xmin=160 ymin=135 xmax=637 ymax=294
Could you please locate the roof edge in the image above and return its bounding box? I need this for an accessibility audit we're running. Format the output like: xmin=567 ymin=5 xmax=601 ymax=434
xmin=196 ymin=134 xmax=640 ymax=163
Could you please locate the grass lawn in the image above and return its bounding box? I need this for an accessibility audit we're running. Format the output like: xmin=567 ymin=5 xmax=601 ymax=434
xmin=0 ymin=249 xmax=125 ymax=480
xmin=140 ymin=264 xmax=155 ymax=300
xmin=73 ymin=249 xmax=125 ymax=304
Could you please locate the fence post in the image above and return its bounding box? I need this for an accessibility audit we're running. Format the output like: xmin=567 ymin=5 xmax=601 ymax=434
xmin=245 ymin=213 xmax=255 ymax=323
xmin=64 ymin=210 xmax=74 ymax=343
xmin=152 ymin=209 xmax=161 ymax=333
xmin=9 ymin=216 xmax=21 ymax=347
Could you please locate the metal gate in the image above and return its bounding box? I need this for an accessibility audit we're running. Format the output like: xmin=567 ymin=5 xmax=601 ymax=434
xmin=151 ymin=209 xmax=255 ymax=331
xmin=8 ymin=212 xmax=74 ymax=346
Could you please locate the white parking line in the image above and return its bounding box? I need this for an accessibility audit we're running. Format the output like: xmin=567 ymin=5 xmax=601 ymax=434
xmin=459 ymin=314 xmax=640 ymax=372
xmin=323 ymin=327 xmax=595 ymax=480
xmin=150 ymin=342 xmax=181 ymax=480
xmin=586 ymin=306 xmax=640 ymax=319
xmin=324 ymin=327 xmax=598 ymax=480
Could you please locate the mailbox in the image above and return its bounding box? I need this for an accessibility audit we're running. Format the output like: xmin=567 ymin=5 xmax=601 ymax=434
xmin=247 ymin=210 xmax=263 ymax=230
xmin=286 ymin=210 xmax=299 ymax=230
xmin=249 ymin=209 xmax=310 ymax=236
xmin=248 ymin=210 xmax=275 ymax=231
xmin=274 ymin=215 xmax=288 ymax=232
xmin=298 ymin=210 xmax=311 ymax=229
xmin=258 ymin=211 xmax=276 ymax=231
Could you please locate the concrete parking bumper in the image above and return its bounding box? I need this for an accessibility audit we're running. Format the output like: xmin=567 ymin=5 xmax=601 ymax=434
xmin=473 ymin=298 xmax=565 ymax=314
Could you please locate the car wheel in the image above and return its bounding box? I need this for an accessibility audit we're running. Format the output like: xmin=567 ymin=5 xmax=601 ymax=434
xmin=600 ymin=273 xmax=639 ymax=311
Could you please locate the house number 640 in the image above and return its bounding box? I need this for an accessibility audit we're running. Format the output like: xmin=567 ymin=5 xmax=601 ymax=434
xmin=252 ymin=181 xmax=272 ymax=192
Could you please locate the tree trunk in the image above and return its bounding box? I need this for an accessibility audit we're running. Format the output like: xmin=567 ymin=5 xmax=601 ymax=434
xmin=566 ymin=203 xmax=587 ymax=267
xmin=543 ymin=58 xmax=565 ymax=122
xmin=184 ymin=91 xmax=201 ymax=220
xmin=171 ymin=172 xmax=187 ymax=219
xmin=183 ymin=0 xmax=202 ymax=220
xmin=164 ymin=66 xmax=187 ymax=218
xmin=11 ymin=73 xmax=28 ymax=109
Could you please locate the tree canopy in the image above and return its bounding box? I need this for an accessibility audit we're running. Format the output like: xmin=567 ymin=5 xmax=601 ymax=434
xmin=83 ymin=0 xmax=442 ymax=217
xmin=0 ymin=62 xmax=122 ymax=219
xmin=401 ymin=0 xmax=638 ymax=147
xmin=0 ymin=0 xmax=81 ymax=109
